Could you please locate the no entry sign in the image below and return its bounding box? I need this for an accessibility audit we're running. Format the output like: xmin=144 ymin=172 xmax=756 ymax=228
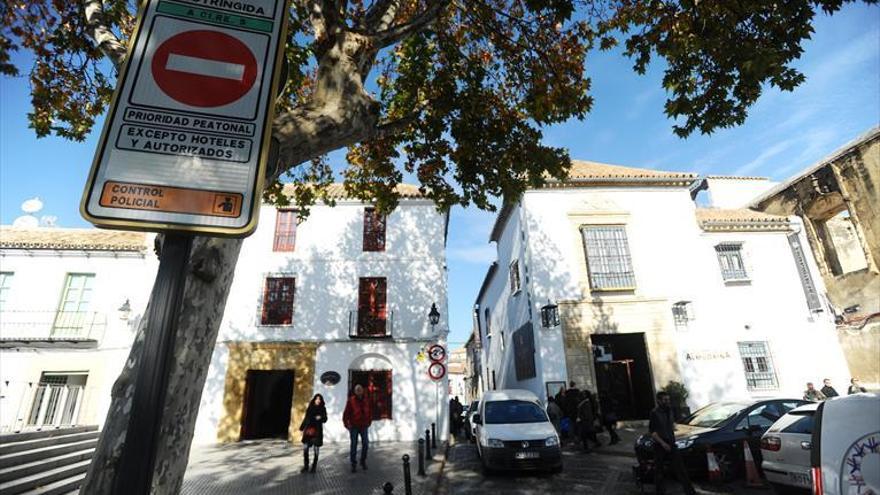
xmin=81 ymin=0 xmax=290 ymax=236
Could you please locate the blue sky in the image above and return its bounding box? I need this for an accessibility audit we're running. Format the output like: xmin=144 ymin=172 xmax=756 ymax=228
xmin=1 ymin=4 xmax=878 ymax=349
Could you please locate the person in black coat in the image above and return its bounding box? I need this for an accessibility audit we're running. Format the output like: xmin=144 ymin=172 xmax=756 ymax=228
xmin=300 ymin=394 xmax=328 ymax=473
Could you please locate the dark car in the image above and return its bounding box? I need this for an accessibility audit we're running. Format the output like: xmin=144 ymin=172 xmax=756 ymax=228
xmin=635 ymin=398 xmax=808 ymax=481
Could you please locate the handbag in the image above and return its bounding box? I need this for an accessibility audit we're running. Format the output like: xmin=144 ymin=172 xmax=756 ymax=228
xmin=302 ymin=425 xmax=318 ymax=442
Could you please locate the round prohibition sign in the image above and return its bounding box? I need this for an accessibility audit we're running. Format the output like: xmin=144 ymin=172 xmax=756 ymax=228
xmin=428 ymin=344 xmax=446 ymax=363
xmin=428 ymin=362 xmax=446 ymax=380
xmin=151 ymin=30 xmax=258 ymax=108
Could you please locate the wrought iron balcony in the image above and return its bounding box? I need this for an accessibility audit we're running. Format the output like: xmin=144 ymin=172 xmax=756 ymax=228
xmin=0 ymin=310 xmax=106 ymax=348
xmin=348 ymin=310 xmax=393 ymax=339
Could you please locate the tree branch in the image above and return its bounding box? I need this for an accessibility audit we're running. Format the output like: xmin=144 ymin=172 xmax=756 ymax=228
xmin=363 ymin=0 xmax=401 ymax=31
xmin=372 ymin=0 xmax=449 ymax=47
xmin=82 ymin=0 xmax=127 ymax=69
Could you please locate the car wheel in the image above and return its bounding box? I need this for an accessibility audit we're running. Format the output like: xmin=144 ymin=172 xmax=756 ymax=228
xmin=713 ymin=449 xmax=740 ymax=482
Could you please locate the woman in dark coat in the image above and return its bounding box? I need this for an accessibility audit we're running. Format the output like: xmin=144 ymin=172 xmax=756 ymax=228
xmin=300 ymin=394 xmax=328 ymax=473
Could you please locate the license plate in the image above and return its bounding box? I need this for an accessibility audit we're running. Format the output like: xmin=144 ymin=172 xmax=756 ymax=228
xmin=515 ymin=451 xmax=539 ymax=459
xmin=789 ymin=472 xmax=811 ymax=487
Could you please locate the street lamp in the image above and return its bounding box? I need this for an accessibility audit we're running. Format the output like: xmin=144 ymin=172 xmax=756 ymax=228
xmin=541 ymin=300 xmax=559 ymax=328
xmin=428 ymin=303 xmax=440 ymax=330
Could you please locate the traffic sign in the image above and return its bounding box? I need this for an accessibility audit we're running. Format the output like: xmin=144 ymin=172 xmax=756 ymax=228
xmin=81 ymin=0 xmax=290 ymax=236
xmin=428 ymin=362 xmax=446 ymax=380
xmin=428 ymin=344 xmax=447 ymax=363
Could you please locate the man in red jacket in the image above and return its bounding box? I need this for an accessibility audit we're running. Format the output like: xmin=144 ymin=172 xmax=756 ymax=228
xmin=343 ymin=384 xmax=373 ymax=472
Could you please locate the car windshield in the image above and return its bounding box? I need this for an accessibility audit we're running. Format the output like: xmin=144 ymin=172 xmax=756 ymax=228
xmin=469 ymin=401 xmax=479 ymax=413
xmin=683 ymin=402 xmax=750 ymax=428
xmin=485 ymin=400 xmax=547 ymax=424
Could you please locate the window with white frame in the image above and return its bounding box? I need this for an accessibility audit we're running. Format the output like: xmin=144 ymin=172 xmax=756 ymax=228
xmin=715 ymin=243 xmax=748 ymax=281
xmin=53 ymin=274 xmax=95 ymax=336
xmin=580 ymin=225 xmax=636 ymax=290
xmin=737 ymin=341 xmax=778 ymax=391
xmin=0 ymin=272 xmax=13 ymax=310
xmin=509 ymin=260 xmax=521 ymax=294
xmin=672 ymin=301 xmax=694 ymax=327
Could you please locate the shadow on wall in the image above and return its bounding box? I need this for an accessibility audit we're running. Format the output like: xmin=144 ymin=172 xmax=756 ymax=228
xmin=198 ymin=204 xmax=446 ymax=444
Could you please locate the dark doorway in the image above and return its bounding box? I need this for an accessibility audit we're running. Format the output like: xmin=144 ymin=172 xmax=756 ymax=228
xmin=240 ymin=370 xmax=294 ymax=440
xmin=592 ymin=333 xmax=654 ymax=420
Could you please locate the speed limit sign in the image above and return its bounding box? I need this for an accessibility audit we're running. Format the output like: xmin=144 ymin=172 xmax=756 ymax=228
xmin=428 ymin=362 xmax=446 ymax=380
xmin=428 ymin=344 xmax=446 ymax=362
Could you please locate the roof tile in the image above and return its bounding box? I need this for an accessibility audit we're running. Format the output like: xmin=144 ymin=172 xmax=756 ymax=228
xmin=0 ymin=226 xmax=148 ymax=252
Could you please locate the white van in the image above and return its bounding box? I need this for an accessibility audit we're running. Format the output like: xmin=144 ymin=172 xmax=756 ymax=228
xmin=810 ymin=393 xmax=879 ymax=495
xmin=472 ymin=389 xmax=562 ymax=474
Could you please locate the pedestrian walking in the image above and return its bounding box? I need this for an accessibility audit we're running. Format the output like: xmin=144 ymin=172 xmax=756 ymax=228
xmin=343 ymin=384 xmax=373 ymax=473
xmin=803 ymin=382 xmax=827 ymax=402
xmin=449 ymin=396 xmax=463 ymax=437
xmin=650 ymin=391 xmax=696 ymax=495
xmin=598 ymin=390 xmax=620 ymax=445
xmin=576 ymin=391 xmax=601 ymax=452
xmin=821 ymin=378 xmax=839 ymax=398
xmin=299 ymin=393 xmax=327 ymax=473
xmin=848 ymin=377 xmax=868 ymax=395
xmin=546 ymin=396 xmax=563 ymax=434
xmin=564 ymin=381 xmax=581 ymax=443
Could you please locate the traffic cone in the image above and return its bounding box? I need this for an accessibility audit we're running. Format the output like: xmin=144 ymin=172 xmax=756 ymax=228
xmin=706 ymin=446 xmax=722 ymax=483
xmin=743 ymin=440 xmax=764 ymax=487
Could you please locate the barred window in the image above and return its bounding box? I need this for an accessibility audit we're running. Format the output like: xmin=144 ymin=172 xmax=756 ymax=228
xmin=509 ymin=260 xmax=521 ymax=293
xmin=672 ymin=301 xmax=694 ymax=327
xmin=580 ymin=225 xmax=636 ymax=290
xmin=716 ymin=243 xmax=748 ymax=281
xmin=737 ymin=341 xmax=778 ymax=391
xmin=261 ymin=277 xmax=295 ymax=325
xmin=273 ymin=210 xmax=297 ymax=251
xmin=363 ymin=208 xmax=386 ymax=252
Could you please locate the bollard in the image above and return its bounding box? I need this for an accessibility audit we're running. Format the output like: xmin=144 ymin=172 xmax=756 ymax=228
xmin=425 ymin=428 xmax=432 ymax=460
xmin=417 ymin=439 xmax=426 ymax=476
xmin=402 ymin=454 xmax=413 ymax=495
xmin=383 ymin=482 xmax=394 ymax=494
xmin=432 ymin=422 xmax=437 ymax=449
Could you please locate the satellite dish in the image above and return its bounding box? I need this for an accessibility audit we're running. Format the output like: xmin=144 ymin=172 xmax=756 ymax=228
xmin=21 ymin=197 xmax=43 ymax=214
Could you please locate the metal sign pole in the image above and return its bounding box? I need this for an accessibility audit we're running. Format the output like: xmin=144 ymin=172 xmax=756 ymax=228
xmin=113 ymin=234 xmax=192 ymax=494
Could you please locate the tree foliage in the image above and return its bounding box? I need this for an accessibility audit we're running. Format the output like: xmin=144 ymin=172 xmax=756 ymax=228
xmin=2 ymin=0 xmax=874 ymax=213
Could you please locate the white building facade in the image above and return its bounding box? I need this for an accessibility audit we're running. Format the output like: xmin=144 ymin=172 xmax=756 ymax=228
xmin=475 ymin=161 xmax=852 ymax=419
xmin=193 ymin=185 xmax=450 ymax=444
xmin=0 ymin=226 xmax=156 ymax=432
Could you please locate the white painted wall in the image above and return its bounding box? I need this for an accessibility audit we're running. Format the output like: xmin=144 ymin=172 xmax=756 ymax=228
xmin=193 ymin=198 xmax=450 ymax=443
xmin=0 ymin=237 xmax=157 ymax=432
xmin=705 ymin=178 xmax=777 ymax=209
xmin=479 ymin=183 xmax=851 ymax=411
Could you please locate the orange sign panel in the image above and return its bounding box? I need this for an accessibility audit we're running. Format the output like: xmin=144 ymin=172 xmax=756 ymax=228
xmin=99 ymin=181 xmax=242 ymax=218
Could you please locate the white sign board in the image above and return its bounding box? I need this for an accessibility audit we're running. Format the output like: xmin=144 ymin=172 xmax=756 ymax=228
xmin=81 ymin=0 xmax=289 ymax=236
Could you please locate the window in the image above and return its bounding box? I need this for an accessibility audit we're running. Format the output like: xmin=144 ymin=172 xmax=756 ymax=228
xmin=363 ymin=208 xmax=386 ymax=252
xmin=580 ymin=225 xmax=636 ymax=290
xmin=672 ymin=301 xmax=694 ymax=327
xmin=53 ymin=274 xmax=95 ymax=336
xmin=715 ymin=243 xmax=748 ymax=281
xmin=782 ymin=412 xmax=815 ymax=435
xmin=816 ymin=209 xmax=868 ymax=276
xmin=273 ymin=210 xmax=297 ymax=251
xmin=509 ymin=260 xmax=521 ymax=294
xmin=28 ymin=373 xmax=87 ymax=427
xmin=484 ymin=308 xmax=491 ymax=336
xmin=357 ymin=277 xmax=387 ymax=336
xmin=736 ymin=402 xmax=784 ymax=432
xmin=261 ymin=277 xmax=295 ymax=325
xmin=0 ymin=272 xmax=13 ymax=310
xmin=349 ymin=370 xmax=392 ymax=420
xmin=737 ymin=341 xmax=778 ymax=391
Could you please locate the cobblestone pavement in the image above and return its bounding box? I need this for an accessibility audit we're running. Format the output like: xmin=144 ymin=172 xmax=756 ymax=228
xmin=181 ymin=440 xmax=440 ymax=495
xmin=438 ymin=442 xmax=774 ymax=495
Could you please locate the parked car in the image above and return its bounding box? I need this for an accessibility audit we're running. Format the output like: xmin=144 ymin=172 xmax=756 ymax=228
xmin=466 ymin=399 xmax=480 ymax=442
xmin=635 ymin=398 xmax=808 ymax=481
xmin=809 ymin=392 xmax=879 ymax=495
xmin=472 ymin=389 xmax=562 ymax=474
xmin=760 ymin=402 xmax=819 ymax=494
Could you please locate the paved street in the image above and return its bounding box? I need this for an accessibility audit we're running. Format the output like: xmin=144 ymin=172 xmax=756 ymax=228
xmin=437 ymin=441 xmax=773 ymax=495
xmin=181 ymin=440 xmax=440 ymax=495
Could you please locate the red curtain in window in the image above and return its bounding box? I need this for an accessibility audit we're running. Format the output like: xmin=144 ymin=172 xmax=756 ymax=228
xmin=273 ymin=210 xmax=297 ymax=251
xmin=349 ymin=370 xmax=392 ymax=420
xmin=261 ymin=277 xmax=295 ymax=325
xmin=363 ymin=208 xmax=386 ymax=251
xmin=357 ymin=277 xmax=387 ymax=336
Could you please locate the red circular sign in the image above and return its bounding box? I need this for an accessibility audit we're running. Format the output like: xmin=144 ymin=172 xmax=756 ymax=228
xmin=428 ymin=362 xmax=446 ymax=380
xmin=151 ymin=30 xmax=257 ymax=108
xmin=428 ymin=344 xmax=446 ymax=363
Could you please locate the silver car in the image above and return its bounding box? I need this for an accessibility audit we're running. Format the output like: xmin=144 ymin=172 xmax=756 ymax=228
xmin=760 ymin=402 xmax=818 ymax=493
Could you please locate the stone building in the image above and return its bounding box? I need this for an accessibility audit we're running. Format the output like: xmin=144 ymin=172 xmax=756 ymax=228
xmin=474 ymin=160 xmax=852 ymax=418
xmin=752 ymin=127 xmax=880 ymax=389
